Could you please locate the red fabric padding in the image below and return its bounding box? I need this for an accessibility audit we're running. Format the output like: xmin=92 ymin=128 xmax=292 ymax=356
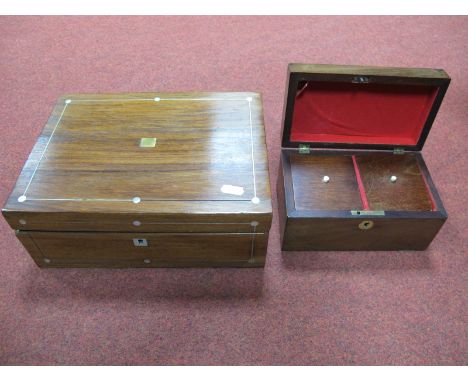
xmin=291 ymin=82 xmax=439 ymax=146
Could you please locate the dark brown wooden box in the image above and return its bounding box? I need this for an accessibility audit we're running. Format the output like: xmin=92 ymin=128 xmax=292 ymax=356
xmin=277 ymin=64 xmax=450 ymax=251
xmin=2 ymin=92 xmax=272 ymax=267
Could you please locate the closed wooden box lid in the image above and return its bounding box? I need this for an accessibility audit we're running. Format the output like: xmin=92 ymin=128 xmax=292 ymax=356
xmin=2 ymin=93 xmax=272 ymax=233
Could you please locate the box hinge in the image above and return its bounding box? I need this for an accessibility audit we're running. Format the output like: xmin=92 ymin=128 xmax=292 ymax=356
xmin=393 ymin=148 xmax=405 ymax=155
xmin=298 ymin=144 xmax=310 ymax=154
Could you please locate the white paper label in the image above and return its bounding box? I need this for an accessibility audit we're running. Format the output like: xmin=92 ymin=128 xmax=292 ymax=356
xmin=220 ymin=184 xmax=245 ymax=196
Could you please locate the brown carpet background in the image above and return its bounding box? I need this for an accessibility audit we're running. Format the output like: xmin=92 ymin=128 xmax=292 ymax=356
xmin=0 ymin=16 xmax=467 ymax=365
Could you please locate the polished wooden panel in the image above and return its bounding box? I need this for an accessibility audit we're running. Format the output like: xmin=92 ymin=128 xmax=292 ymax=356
xmin=18 ymin=231 xmax=268 ymax=268
xmin=2 ymin=92 xmax=272 ymax=231
xmin=278 ymin=150 xmax=447 ymax=251
xmin=12 ymin=94 xmax=260 ymax=201
xmin=2 ymin=211 xmax=271 ymax=233
xmin=281 ymin=217 xmax=445 ymax=251
xmin=289 ymin=153 xmax=362 ymax=210
xmin=4 ymin=92 xmax=272 ymax=268
xmin=288 ymin=64 xmax=449 ymax=79
xmin=356 ymin=154 xmax=433 ymax=211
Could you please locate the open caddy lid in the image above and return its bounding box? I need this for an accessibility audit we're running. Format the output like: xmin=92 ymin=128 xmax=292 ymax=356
xmin=281 ymin=64 xmax=450 ymax=151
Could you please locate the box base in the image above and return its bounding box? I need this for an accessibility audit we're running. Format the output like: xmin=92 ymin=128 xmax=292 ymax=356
xmin=17 ymin=231 xmax=268 ymax=268
xmin=278 ymin=150 xmax=447 ymax=251
xmin=280 ymin=217 xmax=445 ymax=251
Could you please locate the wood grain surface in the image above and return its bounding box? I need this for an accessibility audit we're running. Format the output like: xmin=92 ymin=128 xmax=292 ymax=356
xmin=287 ymin=64 xmax=450 ymax=79
xmin=356 ymin=154 xmax=433 ymax=211
xmin=278 ymin=150 xmax=446 ymax=251
xmin=17 ymin=231 xmax=268 ymax=268
xmin=290 ymin=153 xmax=362 ymax=210
xmin=2 ymin=92 xmax=272 ymax=231
xmin=3 ymin=92 xmax=272 ymax=267
xmin=280 ymin=216 xmax=445 ymax=251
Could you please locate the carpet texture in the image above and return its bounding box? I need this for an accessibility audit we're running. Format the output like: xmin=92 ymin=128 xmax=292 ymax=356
xmin=0 ymin=16 xmax=467 ymax=365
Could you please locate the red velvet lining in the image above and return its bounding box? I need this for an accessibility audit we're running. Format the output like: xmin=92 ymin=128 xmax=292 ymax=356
xmin=351 ymin=155 xmax=369 ymax=210
xmin=291 ymin=82 xmax=439 ymax=146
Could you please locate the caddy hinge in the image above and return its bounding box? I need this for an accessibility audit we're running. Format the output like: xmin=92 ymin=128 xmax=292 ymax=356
xmin=298 ymin=144 xmax=310 ymax=154
xmin=393 ymin=148 xmax=405 ymax=155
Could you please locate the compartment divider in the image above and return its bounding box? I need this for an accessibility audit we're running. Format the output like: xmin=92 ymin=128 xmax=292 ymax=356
xmin=352 ymin=155 xmax=369 ymax=210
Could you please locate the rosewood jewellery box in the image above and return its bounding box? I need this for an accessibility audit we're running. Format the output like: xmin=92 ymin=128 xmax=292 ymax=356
xmin=277 ymin=64 xmax=450 ymax=251
xmin=2 ymin=92 xmax=272 ymax=267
